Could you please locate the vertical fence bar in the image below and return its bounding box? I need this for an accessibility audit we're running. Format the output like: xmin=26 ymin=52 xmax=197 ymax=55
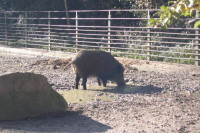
xmin=4 ymin=11 xmax=7 ymax=46
xmin=48 ymin=11 xmax=51 ymax=51
xmin=108 ymin=11 xmax=111 ymax=52
xmin=195 ymin=10 xmax=200 ymax=66
xmin=75 ymin=11 xmax=78 ymax=52
xmin=147 ymin=10 xmax=151 ymax=63
xmin=24 ymin=11 xmax=28 ymax=47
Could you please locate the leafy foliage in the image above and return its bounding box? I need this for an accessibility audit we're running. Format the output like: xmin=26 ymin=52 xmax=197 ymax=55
xmin=118 ymin=0 xmax=169 ymax=9
xmin=148 ymin=0 xmax=200 ymax=28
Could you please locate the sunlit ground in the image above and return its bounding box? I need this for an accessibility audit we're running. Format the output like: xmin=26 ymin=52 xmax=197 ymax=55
xmin=56 ymin=82 xmax=163 ymax=104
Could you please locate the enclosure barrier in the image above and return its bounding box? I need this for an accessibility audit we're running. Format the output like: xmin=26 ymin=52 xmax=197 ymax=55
xmin=0 ymin=10 xmax=199 ymax=65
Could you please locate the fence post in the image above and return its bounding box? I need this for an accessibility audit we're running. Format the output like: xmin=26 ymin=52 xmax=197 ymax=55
xmin=48 ymin=11 xmax=51 ymax=51
xmin=147 ymin=10 xmax=151 ymax=63
xmin=108 ymin=10 xmax=111 ymax=52
xmin=24 ymin=11 xmax=28 ymax=47
xmin=4 ymin=11 xmax=7 ymax=46
xmin=195 ymin=10 xmax=200 ymax=66
xmin=75 ymin=11 xmax=78 ymax=52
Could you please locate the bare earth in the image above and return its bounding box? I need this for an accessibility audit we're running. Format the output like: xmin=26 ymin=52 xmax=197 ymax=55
xmin=0 ymin=48 xmax=200 ymax=133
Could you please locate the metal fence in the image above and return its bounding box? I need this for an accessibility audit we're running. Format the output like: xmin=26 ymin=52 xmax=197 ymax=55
xmin=0 ymin=9 xmax=199 ymax=65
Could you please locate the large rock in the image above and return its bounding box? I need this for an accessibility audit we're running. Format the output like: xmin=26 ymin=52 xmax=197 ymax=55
xmin=0 ymin=72 xmax=67 ymax=121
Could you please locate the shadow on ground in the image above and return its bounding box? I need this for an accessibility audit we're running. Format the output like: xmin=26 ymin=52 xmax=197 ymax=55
xmin=0 ymin=111 xmax=112 ymax=133
xmin=92 ymin=85 xmax=163 ymax=94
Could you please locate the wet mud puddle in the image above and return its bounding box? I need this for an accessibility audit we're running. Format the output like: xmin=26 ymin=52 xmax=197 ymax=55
xmin=57 ymin=85 xmax=115 ymax=104
xmin=56 ymin=82 xmax=160 ymax=104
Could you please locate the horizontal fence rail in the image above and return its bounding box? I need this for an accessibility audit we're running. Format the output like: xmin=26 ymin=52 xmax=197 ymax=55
xmin=0 ymin=10 xmax=199 ymax=65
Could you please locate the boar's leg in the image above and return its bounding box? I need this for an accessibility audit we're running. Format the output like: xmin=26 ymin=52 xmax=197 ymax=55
xmin=97 ymin=78 xmax=101 ymax=86
xmin=75 ymin=74 xmax=81 ymax=89
xmin=82 ymin=76 xmax=88 ymax=90
xmin=102 ymin=79 xmax=107 ymax=87
xmin=97 ymin=77 xmax=107 ymax=87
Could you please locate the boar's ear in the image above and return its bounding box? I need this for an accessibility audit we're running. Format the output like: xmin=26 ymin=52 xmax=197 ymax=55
xmin=116 ymin=64 xmax=124 ymax=72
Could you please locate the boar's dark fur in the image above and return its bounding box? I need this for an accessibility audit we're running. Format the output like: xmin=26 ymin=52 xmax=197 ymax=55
xmin=69 ymin=50 xmax=125 ymax=90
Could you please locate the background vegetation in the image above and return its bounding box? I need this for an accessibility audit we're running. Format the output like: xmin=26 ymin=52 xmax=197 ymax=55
xmin=0 ymin=0 xmax=199 ymax=65
xmin=0 ymin=0 xmax=169 ymax=11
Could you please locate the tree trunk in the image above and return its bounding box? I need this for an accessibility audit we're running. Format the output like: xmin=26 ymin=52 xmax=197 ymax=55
xmin=64 ymin=0 xmax=70 ymax=25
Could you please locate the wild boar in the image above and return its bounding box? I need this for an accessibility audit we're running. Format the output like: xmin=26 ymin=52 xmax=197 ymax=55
xmin=68 ymin=50 xmax=125 ymax=90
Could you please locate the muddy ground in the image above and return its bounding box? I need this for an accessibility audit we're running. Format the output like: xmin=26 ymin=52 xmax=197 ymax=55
xmin=0 ymin=51 xmax=200 ymax=133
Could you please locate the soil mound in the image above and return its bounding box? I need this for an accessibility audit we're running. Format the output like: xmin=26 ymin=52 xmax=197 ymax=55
xmin=0 ymin=72 xmax=68 ymax=121
xmin=32 ymin=59 xmax=71 ymax=69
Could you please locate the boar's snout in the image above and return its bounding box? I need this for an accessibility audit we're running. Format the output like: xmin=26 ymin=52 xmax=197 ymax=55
xmin=117 ymin=81 xmax=126 ymax=87
xmin=115 ymin=74 xmax=125 ymax=87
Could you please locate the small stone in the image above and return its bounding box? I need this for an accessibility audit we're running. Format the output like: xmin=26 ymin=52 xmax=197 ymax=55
xmin=53 ymin=65 xmax=60 ymax=69
xmin=96 ymin=93 xmax=104 ymax=96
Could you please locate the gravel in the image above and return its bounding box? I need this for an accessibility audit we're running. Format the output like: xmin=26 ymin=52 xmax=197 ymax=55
xmin=0 ymin=54 xmax=200 ymax=133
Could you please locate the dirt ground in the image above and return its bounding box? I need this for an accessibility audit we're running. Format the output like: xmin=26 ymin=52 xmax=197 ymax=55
xmin=0 ymin=48 xmax=200 ymax=133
